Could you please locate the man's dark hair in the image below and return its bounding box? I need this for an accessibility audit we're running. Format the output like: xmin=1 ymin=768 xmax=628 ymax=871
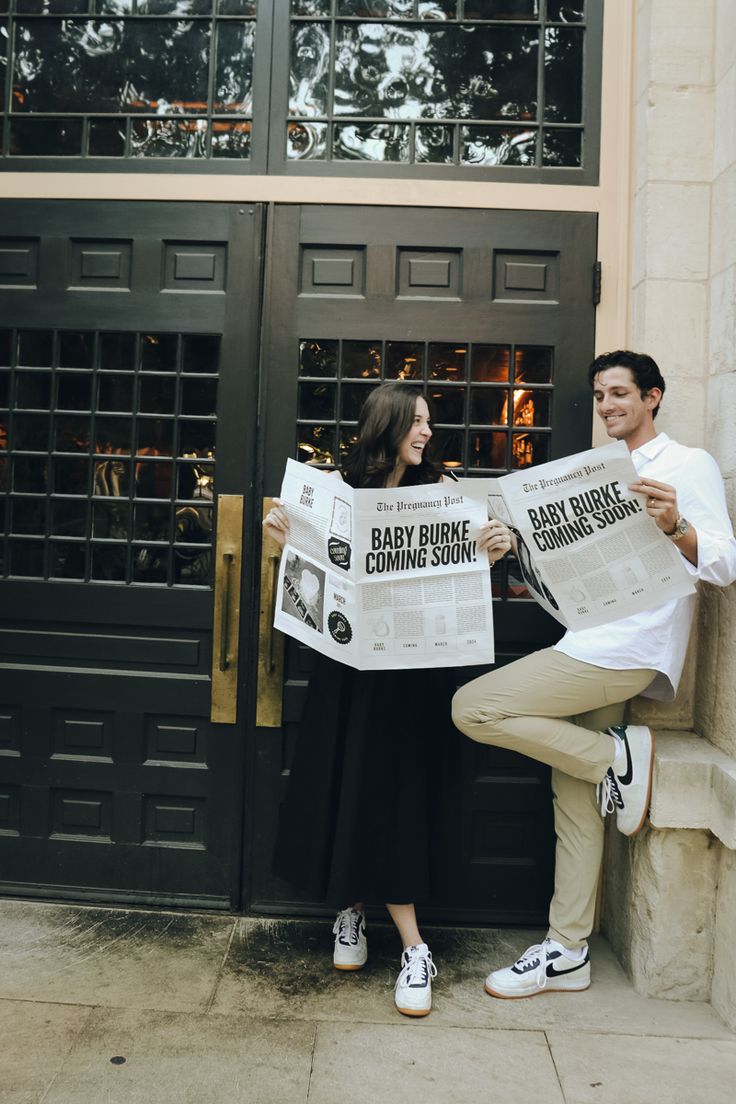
xmin=587 ymin=350 xmax=666 ymax=418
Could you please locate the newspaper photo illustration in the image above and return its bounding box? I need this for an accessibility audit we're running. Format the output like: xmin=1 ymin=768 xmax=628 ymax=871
xmin=272 ymin=459 xmax=495 ymax=670
xmin=458 ymin=440 xmax=696 ymax=631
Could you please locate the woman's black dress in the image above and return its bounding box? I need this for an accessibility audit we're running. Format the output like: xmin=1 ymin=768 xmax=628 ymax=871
xmin=272 ymin=655 xmax=461 ymax=906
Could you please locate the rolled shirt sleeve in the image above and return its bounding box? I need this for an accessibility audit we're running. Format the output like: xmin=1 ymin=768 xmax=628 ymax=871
xmin=677 ymin=450 xmax=736 ymax=587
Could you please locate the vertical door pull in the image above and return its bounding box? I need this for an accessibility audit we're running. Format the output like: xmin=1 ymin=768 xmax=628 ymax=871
xmin=219 ymin=550 xmax=234 ymax=672
xmin=211 ymin=495 xmax=244 ymax=724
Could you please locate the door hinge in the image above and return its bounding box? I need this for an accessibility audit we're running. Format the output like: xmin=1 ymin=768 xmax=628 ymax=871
xmin=592 ymin=261 xmax=602 ymax=305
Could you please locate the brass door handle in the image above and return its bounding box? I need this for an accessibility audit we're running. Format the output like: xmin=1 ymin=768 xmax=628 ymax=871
xmin=219 ymin=551 xmax=234 ymax=672
xmin=257 ymin=499 xmax=285 ymax=727
xmin=211 ymin=495 xmax=244 ymax=724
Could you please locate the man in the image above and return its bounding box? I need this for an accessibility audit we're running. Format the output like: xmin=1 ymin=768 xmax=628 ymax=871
xmin=452 ymin=350 xmax=736 ymax=999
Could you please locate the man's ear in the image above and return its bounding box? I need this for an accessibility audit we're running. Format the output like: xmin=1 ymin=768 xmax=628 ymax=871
xmin=645 ymin=387 xmax=663 ymax=413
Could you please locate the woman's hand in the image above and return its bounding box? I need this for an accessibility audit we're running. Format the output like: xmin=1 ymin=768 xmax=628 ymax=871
xmin=262 ymin=498 xmax=290 ymax=547
xmin=478 ymin=519 xmax=514 ymax=564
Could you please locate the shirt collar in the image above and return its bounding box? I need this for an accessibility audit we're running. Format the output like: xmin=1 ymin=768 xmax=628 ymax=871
xmin=632 ymin=431 xmax=671 ymax=463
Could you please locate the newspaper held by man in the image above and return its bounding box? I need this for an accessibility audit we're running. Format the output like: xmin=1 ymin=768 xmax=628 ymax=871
xmin=273 ymin=458 xmax=495 ymax=670
xmin=458 ymin=440 xmax=695 ymax=631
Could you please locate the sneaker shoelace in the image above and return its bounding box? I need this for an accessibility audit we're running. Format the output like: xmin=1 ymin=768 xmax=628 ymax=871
xmin=333 ymin=908 xmax=362 ymax=947
xmin=395 ymin=948 xmax=437 ymax=991
xmin=597 ymin=768 xmax=624 ymax=817
xmin=513 ymin=939 xmax=552 ymax=991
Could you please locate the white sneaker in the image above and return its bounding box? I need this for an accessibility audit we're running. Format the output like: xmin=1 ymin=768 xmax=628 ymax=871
xmin=598 ymin=724 xmax=654 ymax=836
xmin=485 ymin=939 xmax=590 ymax=999
xmin=332 ymin=907 xmax=367 ymax=971
xmin=394 ymin=943 xmax=437 ymax=1017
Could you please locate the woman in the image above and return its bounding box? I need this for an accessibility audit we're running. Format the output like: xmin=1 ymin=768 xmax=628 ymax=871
xmin=264 ymin=383 xmax=510 ymax=1017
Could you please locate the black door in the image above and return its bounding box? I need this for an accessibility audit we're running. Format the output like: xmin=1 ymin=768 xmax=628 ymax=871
xmin=249 ymin=204 xmax=597 ymax=923
xmin=0 ymin=200 xmax=262 ymax=908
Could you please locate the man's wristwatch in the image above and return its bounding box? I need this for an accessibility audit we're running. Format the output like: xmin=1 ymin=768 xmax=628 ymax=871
xmin=666 ymin=515 xmax=689 ymax=541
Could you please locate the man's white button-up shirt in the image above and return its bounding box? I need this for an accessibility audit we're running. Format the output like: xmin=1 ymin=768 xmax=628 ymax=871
xmin=554 ymin=432 xmax=736 ymax=700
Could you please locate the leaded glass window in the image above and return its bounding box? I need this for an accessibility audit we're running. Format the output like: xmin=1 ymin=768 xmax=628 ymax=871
xmin=0 ymin=0 xmax=601 ymax=177
xmin=286 ymin=1 xmax=593 ymax=171
xmin=0 ymin=327 xmax=219 ymax=586
xmin=0 ymin=2 xmax=259 ymax=161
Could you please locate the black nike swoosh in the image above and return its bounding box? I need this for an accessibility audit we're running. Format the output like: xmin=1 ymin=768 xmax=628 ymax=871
xmin=546 ymin=958 xmax=588 ymax=978
xmin=617 ymin=732 xmax=634 ymax=786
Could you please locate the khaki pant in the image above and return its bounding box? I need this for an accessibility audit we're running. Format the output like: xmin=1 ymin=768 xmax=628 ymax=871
xmin=451 ymin=648 xmax=656 ymax=950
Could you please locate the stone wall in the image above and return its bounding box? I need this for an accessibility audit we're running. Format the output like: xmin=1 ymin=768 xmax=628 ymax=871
xmin=604 ymin=0 xmax=736 ymax=1031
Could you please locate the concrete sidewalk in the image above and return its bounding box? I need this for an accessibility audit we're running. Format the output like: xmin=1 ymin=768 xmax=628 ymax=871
xmin=1 ymin=899 xmax=733 ymax=1104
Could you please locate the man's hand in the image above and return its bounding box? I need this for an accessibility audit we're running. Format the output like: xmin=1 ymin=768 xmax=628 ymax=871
xmin=478 ymin=519 xmax=514 ymax=564
xmin=628 ymin=477 xmax=678 ymax=534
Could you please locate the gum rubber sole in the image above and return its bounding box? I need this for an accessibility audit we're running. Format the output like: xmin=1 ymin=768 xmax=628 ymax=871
xmin=484 ymin=981 xmax=590 ymax=999
xmin=333 ymin=961 xmax=366 ymax=971
xmin=625 ymin=728 xmax=655 ymax=837
xmin=396 ymin=1004 xmax=432 ymax=1017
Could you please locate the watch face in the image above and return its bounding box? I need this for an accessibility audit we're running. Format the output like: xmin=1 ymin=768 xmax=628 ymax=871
xmin=677 ymin=517 xmax=689 ymax=535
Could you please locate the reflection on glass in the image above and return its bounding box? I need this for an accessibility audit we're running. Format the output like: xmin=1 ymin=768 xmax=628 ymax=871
xmin=298 ymin=423 xmax=335 ymax=465
xmin=182 ymin=334 xmax=219 ymax=374
xmin=215 ymin=20 xmax=255 ymax=112
xmin=431 ymin=427 xmax=463 ymax=470
xmin=93 ymin=500 xmax=130 ymax=539
xmin=175 ymin=503 xmax=212 ymax=542
xmin=333 ymin=25 xmax=537 ymax=121
xmin=137 ymin=418 xmax=174 ymax=457
xmin=464 ymin=0 xmax=539 ymax=16
xmin=293 ymin=0 xmax=331 ymax=14
xmin=177 ymin=460 xmax=214 ymax=501
xmin=218 ymin=0 xmax=258 ymax=12
xmin=415 ymin=125 xmax=454 ymax=164
xmin=546 ymin=1 xmax=584 ymax=22
xmin=9 ymin=540 xmax=45 ymax=578
xmin=96 ymin=416 xmax=133 ymax=454
xmin=18 ymin=331 xmax=53 ymax=368
xmin=289 ymin=22 xmax=330 ymax=117
xmin=11 ymin=496 xmax=47 ymax=535
xmin=542 ymin=127 xmax=581 ymax=166
xmin=58 ymin=374 xmax=93 ymax=411
xmin=179 ymin=419 xmax=215 ymax=455
xmin=515 ymin=346 xmax=552 ymax=382
xmin=141 ymin=334 xmax=177 ymax=373
xmin=89 ymin=118 xmax=126 ymax=156
xmin=13 ymin=20 xmax=212 ymax=116
xmin=428 ymin=386 xmax=465 ymax=424
xmin=212 ymin=120 xmax=252 ymax=158
xmin=98 ymin=374 xmax=134 ymax=412
xmin=461 ymin=126 xmax=536 ymax=165
xmin=135 ymin=460 xmax=172 ymax=500
xmin=13 ymin=456 xmax=47 ymax=493
xmin=471 ymin=345 xmax=510 ymax=381
xmin=51 ymin=499 xmax=87 ymax=537
xmin=339 ymin=424 xmax=360 ymax=461
xmin=10 ymin=118 xmax=83 ymax=157
xmin=16 ymin=372 xmax=51 ymax=409
xmin=544 ymin=27 xmax=583 ymax=123
xmin=55 ymin=456 xmax=91 ymax=496
xmin=386 ymin=342 xmax=423 ymax=380
xmin=139 ymin=376 xmax=176 ymax=415
xmin=511 ymin=430 xmax=549 ymax=467
xmin=92 ymin=456 xmax=129 ymax=497
xmin=341 ymin=382 xmax=377 ymax=421
xmin=14 ymin=413 xmax=50 ymax=451
xmin=0 ymin=331 xmax=12 ymax=366
xmin=512 ymin=389 xmax=550 ymax=426
xmin=91 ymin=543 xmax=127 ymax=582
xmin=100 ymin=332 xmax=135 ymax=372
xmin=134 ymin=502 xmax=170 ymax=542
xmin=131 ymin=118 xmax=208 ymax=158
xmin=300 ymin=340 xmax=338 ymax=377
xmin=469 ymin=430 xmax=506 ymax=468
xmin=428 ymin=344 xmax=466 ymax=380
xmin=299 ymin=381 xmax=336 ymax=420
xmin=181 ymin=378 xmax=218 ymax=416
xmin=55 ymin=415 xmax=91 ymax=453
xmin=342 ymin=341 xmax=382 ymax=379
xmin=49 ymin=541 xmax=87 ymax=580
xmin=132 ymin=545 xmax=169 ymax=584
xmin=287 ymin=122 xmax=327 ymax=160
xmin=470 ymin=388 xmax=507 ymax=425
xmin=333 ymin=123 xmax=409 ymax=162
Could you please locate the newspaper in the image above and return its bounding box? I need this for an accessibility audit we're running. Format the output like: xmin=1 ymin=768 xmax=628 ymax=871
xmin=273 ymin=459 xmax=495 ymax=669
xmin=457 ymin=440 xmax=696 ymax=631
